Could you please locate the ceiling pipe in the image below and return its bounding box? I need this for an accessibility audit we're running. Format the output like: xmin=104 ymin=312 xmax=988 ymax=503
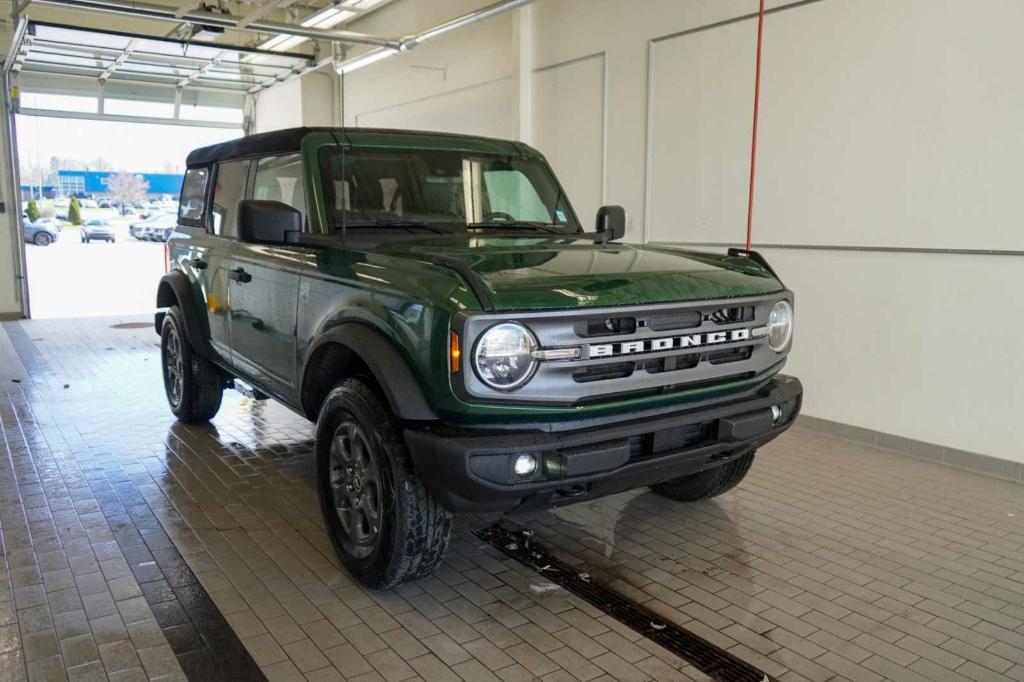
xmin=399 ymin=0 xmax=533 ymax=50
xmin=334 ymin=0 xmax=534 ymax=75
xmin=30 ymin=0 xmax=400 ymax=48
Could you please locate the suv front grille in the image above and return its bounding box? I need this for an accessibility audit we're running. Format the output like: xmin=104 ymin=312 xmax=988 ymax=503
xmin=456 ymin=293 xmax=789 ymax=406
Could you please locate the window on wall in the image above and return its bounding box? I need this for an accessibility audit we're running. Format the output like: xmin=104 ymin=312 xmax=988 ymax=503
xmin=104 ymin=99 xmax=174 ymax=118
xmin=178 ymin=167 xmax=210 ymax=225
xmin=20 ymin=92 xmax=98 ymax=113
xmin=253 ymin=155 xmax=307 ymax=224
xmin=211 ymin=160 xmax=249 ymax=238
xmin=179 ymin=105 xmax=244 ymax=124
xmin=59 ymin=176 xmax=86 ymax=195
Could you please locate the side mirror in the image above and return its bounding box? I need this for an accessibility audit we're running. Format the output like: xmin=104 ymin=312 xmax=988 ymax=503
xmin=238 ymin=200 xmax=301 ymax=244
xmin=595 ymin=205 xmax=626 ymax=242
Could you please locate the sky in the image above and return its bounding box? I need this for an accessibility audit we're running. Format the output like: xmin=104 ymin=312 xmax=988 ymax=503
xmin=16 ymin=104 xmax=242 ymax=179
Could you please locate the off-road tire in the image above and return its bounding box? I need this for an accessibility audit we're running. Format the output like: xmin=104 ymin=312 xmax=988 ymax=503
xmin=650 ymin=450 xmax=756 ymax=502
xmin=316 ymin=378 xmax=451 ymax=588
xmin=34 ymin=232 xmax=52 ymax=246
xmin=160 ymin=305 xmax=224 ymax=423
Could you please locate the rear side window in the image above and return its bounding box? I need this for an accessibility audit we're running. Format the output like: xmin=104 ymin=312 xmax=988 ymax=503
xmin=178 ymin=167 xmax=209 ymax=226
xmin=211 ymin=160 xmax=249 ymax=238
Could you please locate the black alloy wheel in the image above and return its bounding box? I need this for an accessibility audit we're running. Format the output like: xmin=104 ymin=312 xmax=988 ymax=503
xmin=327 ymin=419 xmax=385 ymax=559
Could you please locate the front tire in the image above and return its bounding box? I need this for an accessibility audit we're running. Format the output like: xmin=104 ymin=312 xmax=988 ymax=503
xmin=34 ymin=232 xmax=52 ymax=246
xmin=316 ymin=378 xmax=451 ymax=588
xmin=160 ymin=305 xmax=224 ymax=423
xmin=650 ymin=450 xmax=756 ymax=502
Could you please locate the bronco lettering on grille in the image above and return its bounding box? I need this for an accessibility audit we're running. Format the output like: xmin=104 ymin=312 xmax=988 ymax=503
xmin=589 ymin=326 xmax=767 ymax=358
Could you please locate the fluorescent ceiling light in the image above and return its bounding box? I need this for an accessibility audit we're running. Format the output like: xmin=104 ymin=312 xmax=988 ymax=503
xmin=257 ymin=0 xmax=370 ymax=52
xmin=302 ymin=7 xmax=357 ymax=29
xmin=335 ymin=46 xmax=397 ymax=73
xmin=259 ymin=33 xmax=307 ymax=52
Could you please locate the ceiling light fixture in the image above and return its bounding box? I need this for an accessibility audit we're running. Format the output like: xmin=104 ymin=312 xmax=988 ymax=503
xmin=334 ymin=46 xmax=397 ymax=73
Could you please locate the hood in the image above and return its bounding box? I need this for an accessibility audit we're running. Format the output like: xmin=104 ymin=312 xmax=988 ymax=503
xmin=373 ymin=237 xmax=784 ymax=310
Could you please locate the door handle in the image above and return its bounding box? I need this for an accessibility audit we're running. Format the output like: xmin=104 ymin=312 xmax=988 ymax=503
xmin=228 ymin=267 xmax=252 ymax=283
xmin=191 ymin=257 xmax=207 ymax=270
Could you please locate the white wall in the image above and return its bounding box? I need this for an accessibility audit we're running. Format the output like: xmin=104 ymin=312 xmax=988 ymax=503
xmin=532 ymin=53 xmax=605 ymax=226
xmin=255 ymin=65 xmax=338 ymax=133
xmin=338 ymin=0 xmax=1023 ymax=464
xmin=645 ymin=0 xmax=1024 ymax=461
xmin=343 ymin=0 xmax=517 ymax=140
xmin=356 ymin=77 xmax=516 ymax=138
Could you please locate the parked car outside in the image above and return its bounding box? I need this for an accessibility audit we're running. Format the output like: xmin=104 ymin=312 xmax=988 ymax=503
xmin=34 ymin=217 xmax=63 ymax=231
xmin=81 ymin=219 xmax=116 ymax=243
xmin=24 ymin=220 xmax=60 ymax=246
xmin=131 ymin=214 xmax=177 ymax=241
xmin=156 ymin=127 xmax=802 ymax=588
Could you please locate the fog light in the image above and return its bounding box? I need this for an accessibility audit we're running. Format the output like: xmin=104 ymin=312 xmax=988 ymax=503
xmin=771 ymin=405 xmax=782 ymax=424
xmin=513 ymin=454 xmax=538 ymax=477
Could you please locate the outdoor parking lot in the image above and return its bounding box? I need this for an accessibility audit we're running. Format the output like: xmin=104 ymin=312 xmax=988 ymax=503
xmin=25 ymin=217 xmax=166 ymax=318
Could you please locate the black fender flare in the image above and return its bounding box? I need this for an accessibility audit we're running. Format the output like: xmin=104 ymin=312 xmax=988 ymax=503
xmin=304 ymin=324 xmax=437 ymax=422
xmin=155 ymin=271 xmax=213 ymax=358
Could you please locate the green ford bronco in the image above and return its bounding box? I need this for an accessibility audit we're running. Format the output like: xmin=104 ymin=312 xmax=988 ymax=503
xmin=156 ymin=127 xmax=802 ymax=587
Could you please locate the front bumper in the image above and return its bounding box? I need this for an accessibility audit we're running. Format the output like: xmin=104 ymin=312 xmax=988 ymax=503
xmin=405 ymin=374 xmax=802 ymax=513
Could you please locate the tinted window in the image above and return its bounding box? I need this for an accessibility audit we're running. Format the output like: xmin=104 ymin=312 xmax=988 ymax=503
xmin=178 ymin=167 xmax=209 ymax=225
xmin=253 ymin=155 xmax=306 ymax=223
xmin=211 ymin=160 xmax=249 ymax=238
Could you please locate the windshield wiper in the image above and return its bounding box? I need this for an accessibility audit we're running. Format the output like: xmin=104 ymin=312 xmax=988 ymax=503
xmin=468 ymin=221 xmax=564 ymax=234
xmin=339 ymin=219 xmax=447 ymax=235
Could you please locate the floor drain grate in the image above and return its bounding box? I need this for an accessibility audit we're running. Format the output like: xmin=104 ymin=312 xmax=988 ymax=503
xmin=477 ymin=524 xmax=776 ymax=682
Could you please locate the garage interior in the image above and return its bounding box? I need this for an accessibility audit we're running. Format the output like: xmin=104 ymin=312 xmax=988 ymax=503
xmin=0 ymin=1 xmax=1022 ymax=681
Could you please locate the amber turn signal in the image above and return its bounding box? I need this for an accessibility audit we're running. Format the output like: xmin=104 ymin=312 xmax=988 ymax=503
xmin=449 ymin=331 xmax=461 ymax=374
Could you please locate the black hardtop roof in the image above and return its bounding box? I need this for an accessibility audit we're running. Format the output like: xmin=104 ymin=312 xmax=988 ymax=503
xmin=185 ymin=126 xmax=529 ymax=166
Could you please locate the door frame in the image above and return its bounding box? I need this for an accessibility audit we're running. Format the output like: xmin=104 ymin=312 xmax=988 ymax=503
xmin=3 ymin=18 xmax=32 ymax=318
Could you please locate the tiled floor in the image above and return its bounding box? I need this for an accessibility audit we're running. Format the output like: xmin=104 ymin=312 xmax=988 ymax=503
xmin=1 ymin=316 xmax=1024 ymax=682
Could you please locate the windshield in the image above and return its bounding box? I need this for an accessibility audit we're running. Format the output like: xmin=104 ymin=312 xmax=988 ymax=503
xmin=318 ymin=147 xmax=581 ymax=235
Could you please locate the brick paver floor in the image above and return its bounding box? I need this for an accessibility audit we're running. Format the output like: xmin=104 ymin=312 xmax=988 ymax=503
xmin=1 ymin=316 xmax=1023 ymax=681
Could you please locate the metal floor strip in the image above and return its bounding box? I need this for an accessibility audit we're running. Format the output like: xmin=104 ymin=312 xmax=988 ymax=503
xmin=477 ymin=524 xmax=775 ymax=682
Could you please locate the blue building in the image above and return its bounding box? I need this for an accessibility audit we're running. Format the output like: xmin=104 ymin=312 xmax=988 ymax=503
xmin=56 ymin=170 xmax=184 ymax=198
xmin=19 ymin=185 xmax=57 ymax=200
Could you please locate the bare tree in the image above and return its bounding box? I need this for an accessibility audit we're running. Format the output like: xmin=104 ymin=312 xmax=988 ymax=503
xmin=106 ymin=173 xmax=150 ymax=214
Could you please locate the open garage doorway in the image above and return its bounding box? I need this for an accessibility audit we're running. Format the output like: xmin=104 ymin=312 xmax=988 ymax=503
xmin=4 ymin=22 xmax=311 ymax=318
xmin=18 ymin=114 xmax=239 ymax=318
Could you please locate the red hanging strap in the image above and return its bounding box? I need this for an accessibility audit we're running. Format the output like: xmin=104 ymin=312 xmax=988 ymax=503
xmin=745 ymin=0 xmax=766 ymax=251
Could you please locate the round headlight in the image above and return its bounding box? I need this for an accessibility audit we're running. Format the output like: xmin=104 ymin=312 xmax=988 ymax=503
xmin=768 ymin=300 xmax=793 ymax=352
xmin=473 ymin=323 xmax=538 ymax=390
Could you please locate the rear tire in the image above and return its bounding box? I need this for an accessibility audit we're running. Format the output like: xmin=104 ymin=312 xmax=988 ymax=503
xmin=650 ymin=450 xmax=756 ymax=502
xmin=34 ymin=232 xmax=52 ymax=246
xmin=316 ymin=378 xmax=451 ymax=588
xmin=160 ymin=305 xmax=224 ymax=423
